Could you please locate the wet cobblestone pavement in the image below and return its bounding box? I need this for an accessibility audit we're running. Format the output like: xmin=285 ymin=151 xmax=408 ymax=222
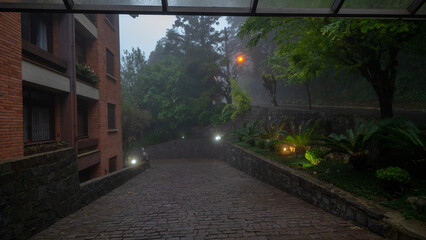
xmin=31 ymin=158 xmax=382 ymax=240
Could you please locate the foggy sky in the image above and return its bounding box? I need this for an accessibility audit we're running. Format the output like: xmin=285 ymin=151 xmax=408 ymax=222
xmin=119 ymin=14 xmax=176 ymax=58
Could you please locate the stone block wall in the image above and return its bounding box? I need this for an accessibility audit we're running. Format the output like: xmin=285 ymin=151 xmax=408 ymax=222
xmin=80 ymin=161 xmax=148 ymax=207
xmin=0 ymin=148 xmax=79 ymax=240
xmin=0 ymin=148 xmax=148 ymax=240
xmin=217 ymin=105 xmax=371 ymax=136
xmin=218 ymin=143 xmax=389 ymax=237
xmin=146 ymin=139 xmax=221 ymax=160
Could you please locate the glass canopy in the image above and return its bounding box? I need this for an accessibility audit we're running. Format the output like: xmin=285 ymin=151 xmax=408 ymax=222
xmin=0 ymin=0 xmax=424 ymax=18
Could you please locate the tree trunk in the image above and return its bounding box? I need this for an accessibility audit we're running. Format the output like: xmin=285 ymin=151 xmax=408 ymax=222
xmin=358 ymin=48 xmax=398 ymax=119
xmin=306 ymin=83 xmax=312 ymax=110
xmin=272 ymin=95 xmax=278 ymax=106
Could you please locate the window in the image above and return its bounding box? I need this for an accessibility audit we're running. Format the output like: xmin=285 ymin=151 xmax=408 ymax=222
xmin=21 ymin=13 xmax=53 ymax=52
xmin=109 ymin=156 xmax=117 ymax=173
xmin=23 ymin=87 xmax=55 ymax=143
xmin=77 ymin=99 xmax=88 ymax=137
xmin=75 ymin=33 xmax=87 ymax=64
xmin=105 ymin=14 xmax=114 ymax=25
xmin=106 ymin=49 xmax=114 ymax=76
xmin=107 ymin=103 xmax=116 ymax=130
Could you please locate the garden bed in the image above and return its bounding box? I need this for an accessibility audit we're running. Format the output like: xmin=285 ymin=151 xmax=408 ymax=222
xmin=235 ymin=141 xmax=426 ymax=222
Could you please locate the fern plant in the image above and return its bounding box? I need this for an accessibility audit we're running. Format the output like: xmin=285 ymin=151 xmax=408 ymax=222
xmin=230 ymin=121 xmax=261 ymax=146
xmin=257 ymin=120 xmax=288 ymax=151
xmin=320 ymin=121 xmax=379 ymax=171
xmin=280 ymin=119 xmax=320 ymax=157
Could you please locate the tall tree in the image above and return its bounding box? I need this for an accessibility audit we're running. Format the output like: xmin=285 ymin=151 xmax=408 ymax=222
xmin=239 ymin=18 xmax=425 ymax=118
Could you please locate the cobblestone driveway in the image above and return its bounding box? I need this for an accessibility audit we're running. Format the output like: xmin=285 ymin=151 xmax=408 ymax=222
xmin=31 ymin=158 xmax=382 ymax=240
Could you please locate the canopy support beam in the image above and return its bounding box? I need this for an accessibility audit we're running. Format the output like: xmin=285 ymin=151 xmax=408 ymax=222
xmin=331 ymin=0 xmax=345 ymax=14
xmin=408 ymin=0 xmax=425 ymax=14
xmin=63 ymin=0 xmax=74 ymax=11
xmin=251 ymin=0 xmax=259 ymax=14
xmin=161 ymin=0 xmax=168 ymax=13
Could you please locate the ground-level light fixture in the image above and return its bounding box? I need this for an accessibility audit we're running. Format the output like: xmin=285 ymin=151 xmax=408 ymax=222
xmin=131 ymin=159 xmax=137 ymax=165
xmin=215 ymin=135 xmax=222 ymax=141
xmin=237 ymin=55 xmax=245 ymax=63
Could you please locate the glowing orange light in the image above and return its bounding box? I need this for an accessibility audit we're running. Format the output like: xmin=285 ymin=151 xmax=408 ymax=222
xmin=237 ymin=56 xmax=245 ymax=63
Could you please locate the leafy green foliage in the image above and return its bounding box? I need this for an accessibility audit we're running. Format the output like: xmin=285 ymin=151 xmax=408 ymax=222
xmin=198 ymin=103 xmax=232 ymax=127
xmin=225 ymin=78 xmax=252 ymax=119
xmin=321 ymin=121 xmax=378 ymax=157
xmin=236 ymin=126 xmax=426 ymax=222
xmin=376 ymin=118 xmax=425 ymax=157
xmin=257 ymin=120 xmax=287 ymax=150
xmin=305 ymin=148 xmax=323 ymax=165
xmin=230 ymin=121 xmax=261 ymax=146
xmin=320 ymin=121 xmax=378 ymax=170
xmin=376 ymin=167 xmax=411 ymax=184
xmin=258 ymin=120 xmax=287 ymax=141
xmin=280 ymin=119 xmax=320 ymax=156
xmin=239 ymin=17 xmax=426 ymax=118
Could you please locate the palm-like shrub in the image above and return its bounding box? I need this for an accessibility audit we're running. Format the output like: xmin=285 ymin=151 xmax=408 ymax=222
xmin=320 ymin=121 xmax=379 ymax=171
xmin=257 ymin=120 xmax=288 ymax=151
xmin=376 ymin=118 xmax=425 ymax=157
xmin=280 ymin=119 xmax=320 ymax=157
xmin=230 ymin=121 xmax=261 ymax=146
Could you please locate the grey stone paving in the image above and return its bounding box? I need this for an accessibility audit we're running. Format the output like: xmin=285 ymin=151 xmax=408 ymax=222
xmin=31 ymin=158 xmax=383 ymax=240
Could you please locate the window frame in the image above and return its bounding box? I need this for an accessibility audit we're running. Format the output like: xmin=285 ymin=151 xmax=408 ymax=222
xmin=23 ymin=87 xmax=55 ymax=144
xmin=109 ymin=156 xmax=117 ymax=173
xmin=107 ymin=103 xmax=116 ymax=130
xmin=77 ymin=99 xmax=89 ymax=138
xmin=21 ymin=12 xmax=53 ymax=53
xmin=106 ymin=48 xmax=115 ymax=76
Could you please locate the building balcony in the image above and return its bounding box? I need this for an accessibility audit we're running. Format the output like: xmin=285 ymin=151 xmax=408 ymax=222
xmin=22 ymin=40 xmax=67 ymax=73
xmin=77 ymin=138 xmax=100 ymax=171
xmin=74 ymin=14 xmax=97 ymax=40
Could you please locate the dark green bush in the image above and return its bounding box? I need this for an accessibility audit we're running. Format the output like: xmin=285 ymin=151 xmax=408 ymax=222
xmin=305 ymin=148 xmax=323 ymax=165
xmin=376 ymin=166 xmax=411 ymax=184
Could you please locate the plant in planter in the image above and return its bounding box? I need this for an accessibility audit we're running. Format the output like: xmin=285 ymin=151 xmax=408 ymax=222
xmin=305 ymin=148 xmax=324 ymax=165
xmin=279 ymin=119 xmax=320 ymax=158
xmin=230 ymin=121 xmax=261 ymax=146
xmin=257 ymin=120 xmax=288 ymax=151
xmin=374 ymin=118 xmax=426 ymax=170
xmin=76 ymin=63 xmax=99 ymax=84
xmin=320 ymin=121 xmax=378 ymax=171
xmin=376 ymin=166 xmax=410 ymax=197
xmin=24 ymin=141 xmax=70 ymax=156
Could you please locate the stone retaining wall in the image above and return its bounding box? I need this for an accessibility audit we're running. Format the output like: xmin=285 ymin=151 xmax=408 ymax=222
xmin=218 ymin=142 xmax=426 ymax=240
xmin=218 ymin=105 xmax=371 ymax=135
xmin=0 ymin=148 xmax=148 ymax=240
xmin=146 ymin=139 xmax=220 ymax=159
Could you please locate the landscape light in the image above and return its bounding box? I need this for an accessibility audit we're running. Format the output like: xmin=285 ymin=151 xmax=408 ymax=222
xmin=182 ymin=136 xmax=185 ymax=139
xmin=215 ymin=135 xmax=221 ymax=141
xmin=131 ymin=159 xmax=137 ymax=165
xmin=237 ymin=55 xmax=245 ymax=63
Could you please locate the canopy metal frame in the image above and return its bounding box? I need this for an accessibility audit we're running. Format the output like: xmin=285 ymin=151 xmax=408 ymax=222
xmin=0 ymin=0 xmax=424 ymax=18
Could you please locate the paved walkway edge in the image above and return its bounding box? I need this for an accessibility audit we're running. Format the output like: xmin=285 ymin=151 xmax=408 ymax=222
xmin=219 ymin=142 xmax=426 ymax=240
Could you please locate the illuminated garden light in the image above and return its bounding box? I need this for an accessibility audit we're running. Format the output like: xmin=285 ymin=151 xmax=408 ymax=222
xmin=215 ymin=135 xmax=221 ymax=141
xmin=131 ymin=159 xmax=137 ymax=165
xmin=237 ymin=55 xmax=245 ymax=63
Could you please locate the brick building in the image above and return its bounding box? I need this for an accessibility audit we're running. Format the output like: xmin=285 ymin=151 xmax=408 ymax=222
xmin=0 ymin=12 xmax=122 ymax=181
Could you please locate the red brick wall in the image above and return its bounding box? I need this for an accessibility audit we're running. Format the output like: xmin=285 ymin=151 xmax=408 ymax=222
xmin=86 ymin=14 xmax=122 ymax=176
xmin=0 ymin=13 xmax=23 ymax=161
